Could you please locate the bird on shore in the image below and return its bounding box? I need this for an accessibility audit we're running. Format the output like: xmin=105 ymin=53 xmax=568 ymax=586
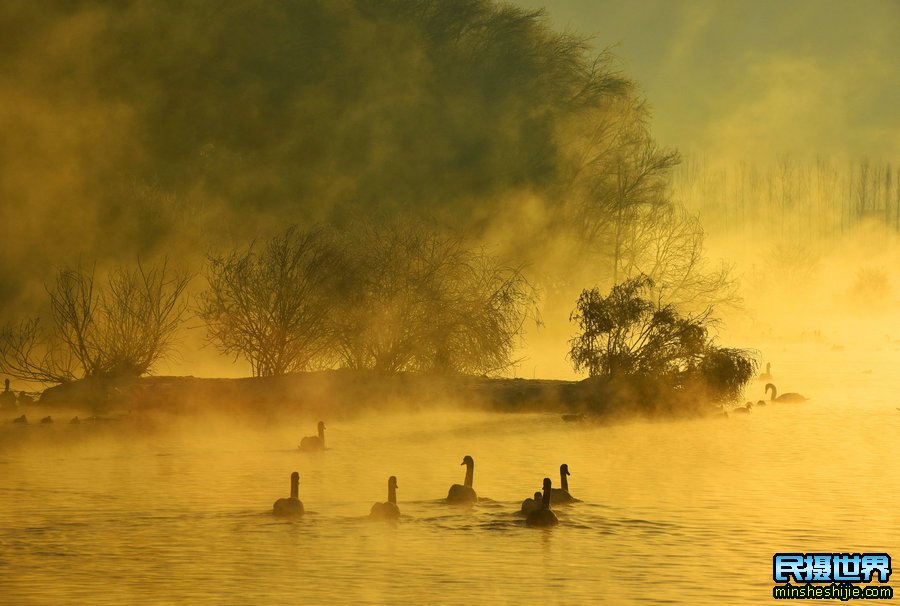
xmin=550 ymin=464 xmax=581 ymax=504
xmin=447 ymin=455 xmax=478 ymax=504
xmin=370 ymin=476 xmax=400 ymax=520
xmin=273 ymin=471 xmax=304 ymax=518
xmin=765 ymin=383 xmax=807 ymax=403
xmin=299 ymin=421 xmax=326 ymax=451
xmin=526 ymin=478 xmax=559 ymax=527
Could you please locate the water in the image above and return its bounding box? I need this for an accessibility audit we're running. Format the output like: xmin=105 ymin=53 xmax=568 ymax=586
xmin=1 ymin=344 xmax=898 ymax=605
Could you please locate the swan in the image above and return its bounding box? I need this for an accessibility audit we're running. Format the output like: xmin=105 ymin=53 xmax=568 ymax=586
xmin=765 ymin=383 xmax=807 ymax=403
xmin=550 ymin=464 xmax=581 ymax=504
xmin=273 ymin=471 xmax=305 ymax=518
xmin=756 ymin=399 xmax=766 ymax=407
xmin=70 ymin=416 xmax=81 ymax=424
xmin=526 ymin=478 xmax=559 ymax=527
xmin=299 ymin=421 xmax=326 ymax=451
xmin=41 ymin=416 xmax=53 ymax=424
xmin=447 ymin=455 xmax=477 ymax=504
xmin=733 ymin=402 xmax=752 ymax=414
xmin=12 ymin=414 xmax=26 ymax=424
xmin=520 ymin=491 xmax=543 ymax=514
xmin=758 ymin=362 xmax=773 ymax=381
xmin=369 ymin=476 xmax=400 ymax=520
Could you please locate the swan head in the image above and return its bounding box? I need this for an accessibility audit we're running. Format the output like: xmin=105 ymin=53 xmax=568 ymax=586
xmin=461 ymin=455 xmax=474 ymax=467
xmin=533 ymin=491 xmax=542 ymax=501
xmin=291 ymin=471 xmax=300 ymax=484
xmin=560 ymin=463 xmax=570 ymax=476
xmin=317 ymin=421 xmax=326 ymax=431
xmin=765 ymin=382 xmax=776 ymax=393
xmin=388 ymin=476 xmax=398 ymax=489
xmin=542 ymin=477 xmax=552 ymax=491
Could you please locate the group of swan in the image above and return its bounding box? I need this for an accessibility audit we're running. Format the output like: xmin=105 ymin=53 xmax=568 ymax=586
xmin=275 ymin=439 xmax=579 ymax=528
xmin=722 ymin=381 xmax=808 ymax=417
xmin=518 ymin=464 xmax=582 ymax=526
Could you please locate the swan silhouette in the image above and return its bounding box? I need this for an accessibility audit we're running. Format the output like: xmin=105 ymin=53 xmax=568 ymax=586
xmin=369 ymin=476 xmax=400 ymax=520
xmin=12 ymin=414 xmax=26 ymax=424
xmin=299 ymin=421 xmax=326 ymax=451
xmin=765 ymin=383 xmax=807 ymax=403
xmin=550 ymin=464 xmax=581 ymax=504
xmin=447 ymin=455 xmax=477 ymax=504
xmin=273 ymin=471 xmax=304 ymax=518
xmin=41 ymin=416 xmax=53 ymax=424
xmin=526 ymin=478 xmax=559 ymax=527
xmin=520 ymin=491 xmax=543 ymax=514
xmin=733 ymin=402 xmax=752 ymax=414
xmin=756 ymin=399 xmax=766 ymax=407
xmin=758 ymin=363 xmax=773 ymax=381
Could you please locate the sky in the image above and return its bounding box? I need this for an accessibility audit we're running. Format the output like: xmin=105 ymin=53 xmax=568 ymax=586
xmin=515 ymin=0 xmax=900 ymax=162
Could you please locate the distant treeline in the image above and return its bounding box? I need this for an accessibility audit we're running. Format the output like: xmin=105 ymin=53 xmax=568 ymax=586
xmin=672 ymin=157 xmax=900 ymax=243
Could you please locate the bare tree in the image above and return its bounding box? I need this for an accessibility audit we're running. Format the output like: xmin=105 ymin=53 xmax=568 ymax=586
xmin=199 ymin=227 xmax=343 ymax=376
xmin=618 ymin=203 xmax=740 ymax=311
xmin=335 ymin=223 xmax=537 ymax=375
xmin=0 ymin=260 xmax=189 ymax=383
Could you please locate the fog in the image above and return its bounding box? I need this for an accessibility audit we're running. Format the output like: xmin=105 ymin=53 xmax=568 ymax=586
xmin=1 ymin=2 xmax=898 ymax=603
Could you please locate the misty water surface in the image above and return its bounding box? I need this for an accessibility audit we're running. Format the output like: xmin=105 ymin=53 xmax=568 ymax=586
xmin=1 ymin=345 xmax=898 ymax=605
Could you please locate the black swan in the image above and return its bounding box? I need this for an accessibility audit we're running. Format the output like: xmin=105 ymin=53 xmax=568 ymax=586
xmin=273 ymin=471 xmax=305 ymax=518
xmin=299 ymin=421 xmax=326 ymax=451
xmin=550 ymin=464 xmax=581 ymax=504
xmin=765 ymin=383 xmax=807 ymax=403
xmin=370 ymin=476 xmax=400 ymax=520
xmin=520 ymin=491 xmax=543 ymax=514
xmin=447 ymin=455 xmax=477 ymax=504
xmin=526 ymin=478 xmax=559 ymax=527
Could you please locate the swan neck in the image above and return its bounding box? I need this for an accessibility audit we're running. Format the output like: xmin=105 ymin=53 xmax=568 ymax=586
xmin=388 ymin=483 xmax=397 ymax=505
xmin=464 ymin=462 xmax=474 ymax=488
xmin=541 ymin=486 xmax=551 ymax=510
xmin=318 ymin=426 xmax=325 ymax=444
xmin=290 ymin=478 xmax=299 ymax=500
xmin=561 ymin=470 xmax=569 ymax=492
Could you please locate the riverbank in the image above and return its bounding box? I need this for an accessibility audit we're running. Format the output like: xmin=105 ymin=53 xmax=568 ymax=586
xmin=9 ymin=369 xmax=714 ymax=424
